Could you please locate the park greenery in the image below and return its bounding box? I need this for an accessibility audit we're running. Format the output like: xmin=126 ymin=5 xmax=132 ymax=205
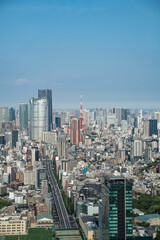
xmin=0 ymin=199 xmax=12 ymax=209
xmin=2 ymin=228 xmax=53 ymax=240
xmin=133 ymin=192 xmax=160 ymax=214
xmin=62 ymin=190 xmax=74 ymax=215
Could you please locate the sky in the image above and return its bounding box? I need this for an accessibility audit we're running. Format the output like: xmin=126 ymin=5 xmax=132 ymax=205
xmin=0 ymin=0 xmax=160 ymax=109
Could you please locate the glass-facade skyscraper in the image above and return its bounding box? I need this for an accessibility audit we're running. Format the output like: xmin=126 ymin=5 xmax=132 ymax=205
xmin=19 ymin=103 xmax=28 ymax=131
xmin=101 ymin=176 xmax=132 ymax=240
xmin=12 ymin=130 xmax=18 ymax=149
xmin=0 ymin=107 xmax=9 ymax=123
xmin=38 ymin=89 xmax=52 ymax=131
xmin=30 ymin=98 xmax=48 ymax=140
xmin=9 ymin=108 xmax=15 ymax=122
xmin=149 ymin=119 xmax=158 ymax=136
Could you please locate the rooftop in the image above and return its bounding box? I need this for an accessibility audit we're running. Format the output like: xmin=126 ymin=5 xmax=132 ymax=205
xmin=135 ymin=214 xmax=160 ymax=222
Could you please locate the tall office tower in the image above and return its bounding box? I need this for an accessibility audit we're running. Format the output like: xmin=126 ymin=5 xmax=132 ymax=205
xmin=154 ymin=111 xmax=160 ymax=129
xmin=149 ymin=119 xmax=158 ymax=136
xmin=122 ymin=109 xmax=130 ymax=120
xmin=12 ymin=130 xmax=18 ymax=149
xmin=143 ymin=120 xmax=149 ymax=137
xmin=70 ymin=117 xmax=79 ymax=145
xmin=101 ymin=176 xmax=133 ymax=240
xmin=19 ymin=103 xmax=28 ymax=131
xmin=84 ymin=109 xmax=90 ymax=128
xmin=38 ymin=89 xmax=52 ymax=131
xmin=57 ymin=132 xmax=66 ymax=161
xmin=79 ymin=95 xmax=85 ymax=145
xmin=55 ymin=117 xmax=61 ymax=128
xmin=115 ymin=108 xmax=122 ymax=124
xmin=0 ymin=107 xmax=9 ymax=123
xmin=134 ymin=117 xmax=138 ymax=128
xmin=30 ymin=98 xmax=48 ymax=140
xmin=9 ymin=108 xmax=15 ymax=122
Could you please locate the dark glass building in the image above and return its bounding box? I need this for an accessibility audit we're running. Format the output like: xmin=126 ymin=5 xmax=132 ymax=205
xmin=12 ymin=130 xmax=18 ymax=149
xmin=19 ymin=103 xmax=28 ymax=131
xmin=9 ymin=108 xmax=15 ymax=122
xmin=55 ymin=117 xmax=61 ymax=128
xmin=101 ymin=176 xmax=133 ymax=240
xmin=149 ymin=119 xmax=158 ymax=136
xmin=38 ymin=89 xmax=52 ymax=131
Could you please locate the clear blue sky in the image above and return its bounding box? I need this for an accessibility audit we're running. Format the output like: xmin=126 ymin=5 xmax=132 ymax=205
xmin=0 ymin=0 xmax=160 ymax=109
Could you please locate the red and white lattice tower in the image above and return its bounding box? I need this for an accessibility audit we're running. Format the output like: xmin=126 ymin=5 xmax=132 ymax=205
xmin=79 ymin=95 xmax=85 ymax=144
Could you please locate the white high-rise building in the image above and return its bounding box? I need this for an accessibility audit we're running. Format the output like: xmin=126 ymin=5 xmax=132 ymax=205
xmin=0 ymin=107 xmax=9 ymax=123
xmin=84 ymin=109 xmax=90 ymax=128
xmin=30 ymin=98 xmax=48 ymax=140
xmin=133 ymin=140 xmax=142 ymax=157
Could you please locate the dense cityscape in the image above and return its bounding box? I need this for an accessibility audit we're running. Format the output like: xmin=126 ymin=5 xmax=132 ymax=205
xmin=0 ymin=90 xmax=160 ymax=239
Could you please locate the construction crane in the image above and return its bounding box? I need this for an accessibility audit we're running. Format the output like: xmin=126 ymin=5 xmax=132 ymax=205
xmin=67 ymin=127 xmax=70 ymax=159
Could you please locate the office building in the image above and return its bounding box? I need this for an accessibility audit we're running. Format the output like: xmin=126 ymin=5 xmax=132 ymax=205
xmin=84 ymin=109 xmax=90 ymax=128
xmin=24 ymin=171 xmax=35 ymax=185
xmin=0 ymin=107 xmax=9 ymax=123
xmin=115 ymin=108 xmax=122 ymax=124
xmin=9 ymin=107 xmax=15 ymax=122
xmin=30 ymin=98 xmax=48 ymax=140
xmin=101 ymin=176 xmax=132 ymax=240
xmin=11 ymin=130 xmax=18 ymax=149
xmin=57 ymin=132 xmax=66 ymax=161
xmin=70 ymin=117 xmax=79 ymax=145
xmin=31 ymin=147 xmax=39 ymax=166
xmin=149 ymin=119 xmax=158 ymax=136
xmin=35 ymin=168 xmax=46 ymax=189
xmin=0 ymin=215 xmax=27 ymax=235
xmin=143 ymin=120 xmax=149 ymax=137
xmin=38 ymin=89 xmax=52 ymax=131
xmin=42 ymin=131 xmax=57 ymax=145
xmin=55 ymin=117 xmax=61 ymax=128
xmin=19 ymin=103 xmax=28 ymax=131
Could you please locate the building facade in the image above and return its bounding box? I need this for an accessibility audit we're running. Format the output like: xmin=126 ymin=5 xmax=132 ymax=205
xmin=19 ymin=103 xmax=28 ymax=131
xmin=101 ymin=176 xmax=132 ymax=240
xmin=30 ymin=98 xmax=48 ymax=140
xmin=38 ymin=89 xmax=52 ymax=131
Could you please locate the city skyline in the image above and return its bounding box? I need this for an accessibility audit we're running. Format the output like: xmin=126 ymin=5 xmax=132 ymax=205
xmin=0 ymin=0 xmax=160 ymax=109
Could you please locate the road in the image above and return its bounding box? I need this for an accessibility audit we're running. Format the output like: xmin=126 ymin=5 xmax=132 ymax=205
xmin=46 ymin=160 xmax=73 ymax=229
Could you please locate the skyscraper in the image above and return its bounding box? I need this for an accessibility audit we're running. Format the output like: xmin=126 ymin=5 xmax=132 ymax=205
xmin=70 ymin=117 xmax=79 ymax=145
xmin=149 ymin=119 xmax=158 ymax=136
xmin=38 ymin=89 xmax=52 ymax=131
xmin=0 ymin=107 xmax=9 ymax=123
xmin=101 ymin=176 xmax=132 ymax=240
xmin=9 ymin=108 xmax=15 ymax=122
xmin=55 ymin=117 xmax=61 ymax=128
xmin=115 ymin=108 xmax=122 ymax=124
xmin=12 ymin=130 xmax=18 ymax=149
xmin=19 ymin=103 xmax=28 ymax=131
xmin=57 ymin=132 xmax=66 ymax=161
xmin=30 ymin=98 xmax=48 ymax=140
